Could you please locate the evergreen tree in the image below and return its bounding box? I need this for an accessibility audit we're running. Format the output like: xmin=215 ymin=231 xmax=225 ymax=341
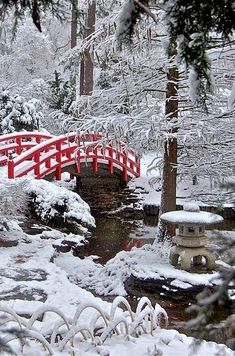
xmin=0 ymin=90 xmax=42 ymax=133
xmin=46 ymin=70 xmax=76 ymax=114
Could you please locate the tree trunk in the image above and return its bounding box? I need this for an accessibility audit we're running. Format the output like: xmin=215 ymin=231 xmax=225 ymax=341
xmin=0 ymin=5 xmax=6 ymax=44
xmin=71 ymin=0 xmax=78 ymax=49
xmin=79 ymin=1 xmax=96 ymax=96
xmin=159 ymin=60 xmax=179 ymax=238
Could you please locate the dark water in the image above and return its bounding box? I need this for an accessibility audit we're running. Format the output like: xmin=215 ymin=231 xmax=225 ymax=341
xmin=85 ymin=217 xmax=156 ymax=263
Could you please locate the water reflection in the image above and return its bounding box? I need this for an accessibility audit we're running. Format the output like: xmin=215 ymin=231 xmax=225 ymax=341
xmin=84 ymin=217 xmax=155 ymax=263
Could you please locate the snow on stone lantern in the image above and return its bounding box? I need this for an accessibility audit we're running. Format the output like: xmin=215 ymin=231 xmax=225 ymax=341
xmin=160 ymin=203 xmax=224 ymax=271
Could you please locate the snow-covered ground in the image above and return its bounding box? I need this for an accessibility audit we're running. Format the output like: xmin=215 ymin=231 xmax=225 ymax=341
xmin=0 ymin=155 xmax=234 ymax=355
xmin=129 ymin=152 xmax=235 ymax=209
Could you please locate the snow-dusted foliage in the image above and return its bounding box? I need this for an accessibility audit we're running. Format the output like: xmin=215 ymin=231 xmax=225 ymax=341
xmin=0 ymin=0 xmax=68 ymax=33
xmin=0 ymin=8 xmax=71 ymax=133
xmin=0 ymin=16 xmax=55 ymax=96
xmin=46 ymin=70 xmax=76 ymax=114
xmin=0 ymin=90 xmax=42 ymax=133
xmin=61 ymin=5 xmax=167 ymax=152
xmin=24 ymin=178 xmax=95 ymax=228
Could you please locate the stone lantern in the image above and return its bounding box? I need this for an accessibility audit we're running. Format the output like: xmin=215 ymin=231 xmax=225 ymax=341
xmin=160 ymin=203 xmax=223 ymax=271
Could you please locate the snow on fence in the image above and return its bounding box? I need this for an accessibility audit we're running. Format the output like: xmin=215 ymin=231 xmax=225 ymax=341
xmin=3 ymin=132 xmax=140 ymax=182
xmin=0 ymin=296 xmax=168 ymax=355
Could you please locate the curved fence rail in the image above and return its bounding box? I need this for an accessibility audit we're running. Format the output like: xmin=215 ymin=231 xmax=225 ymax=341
xmin=0 ymin=297 xmax=168 ymax=355
xmin=1 ymin=132 xmax=140 ymax=182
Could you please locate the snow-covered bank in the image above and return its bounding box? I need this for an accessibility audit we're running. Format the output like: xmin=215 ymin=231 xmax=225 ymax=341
xmin=54 ymin=236 xmax=233 ymax=298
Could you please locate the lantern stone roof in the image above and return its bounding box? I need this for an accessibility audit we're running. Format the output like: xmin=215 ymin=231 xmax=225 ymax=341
xmin=160 ymin=203 xmax=224 ymax=225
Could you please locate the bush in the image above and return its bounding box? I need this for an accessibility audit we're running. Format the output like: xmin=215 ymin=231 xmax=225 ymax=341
xmin=0 ymin=90 xmax=43 ymax=133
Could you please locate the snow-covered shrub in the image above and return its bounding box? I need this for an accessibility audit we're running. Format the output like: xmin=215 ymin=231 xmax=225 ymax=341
xmin=0 ymin=90 xmax=43 ymax=133
xmin=25 ymin=178 xmax=95 ymax=229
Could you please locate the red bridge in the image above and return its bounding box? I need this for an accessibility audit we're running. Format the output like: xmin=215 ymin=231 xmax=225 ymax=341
xmin=0 ymin=132 xmax=140 ymax=182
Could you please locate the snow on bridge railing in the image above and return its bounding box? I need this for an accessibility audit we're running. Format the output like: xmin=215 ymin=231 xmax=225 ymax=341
xmin=7 ymin=132 xmax=140 ymax=182
xmin=0 ymin=131 xmax=52 ymax=165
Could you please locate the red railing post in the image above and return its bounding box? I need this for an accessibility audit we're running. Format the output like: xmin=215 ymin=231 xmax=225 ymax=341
xmin=89 ymin=144 xmax=98 ymax=173
xmin=129 ymin=158 xmax=133 ymax=172
xmin=75 ymin=137 xmax=81 ymax=174
xmin=15 ymin=136 xmax=22 ymax=155
xmin=8 ymin=158 xmax=14 ymax=179
xmin=34 ymin=152 xmax=40 ymax=176
xmin=92 ymin=146 xmax=98 ymax=173
xmin=66 ymin=149 xmax=71 ymax=160
xmin=55 ymin=165 xmax=61 ymax=180
xmin=76 ymin=152 xmax=81 ymax=174
xmin=36 ymin=136 xmax=41 ymax=144
xmin=122 ymin=152 xmax=128 ymax=182
xmin=108 ymin=146 xmax=114 ymax=174
xmin=55 ymin=141 xmax=62 ymax=180
xmin=45 ymin=157 xmax=51 ymax=169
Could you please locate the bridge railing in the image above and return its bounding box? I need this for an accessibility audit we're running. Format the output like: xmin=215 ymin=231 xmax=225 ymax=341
xmin=75 ymin=141 xmax=140 ymax=181
xmin=0 ymin=132 xmax=52 ymax=165
xmin=6 ymin=132 xmax=140 ymax=181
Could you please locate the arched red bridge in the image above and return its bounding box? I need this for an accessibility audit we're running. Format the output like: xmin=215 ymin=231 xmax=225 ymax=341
xmin=0 ymin=132 xmax=140 ymax=182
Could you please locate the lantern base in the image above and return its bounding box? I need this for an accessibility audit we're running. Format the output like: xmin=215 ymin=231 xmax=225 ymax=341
xmin=170 ymin=245 xmax=216 ymax=271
